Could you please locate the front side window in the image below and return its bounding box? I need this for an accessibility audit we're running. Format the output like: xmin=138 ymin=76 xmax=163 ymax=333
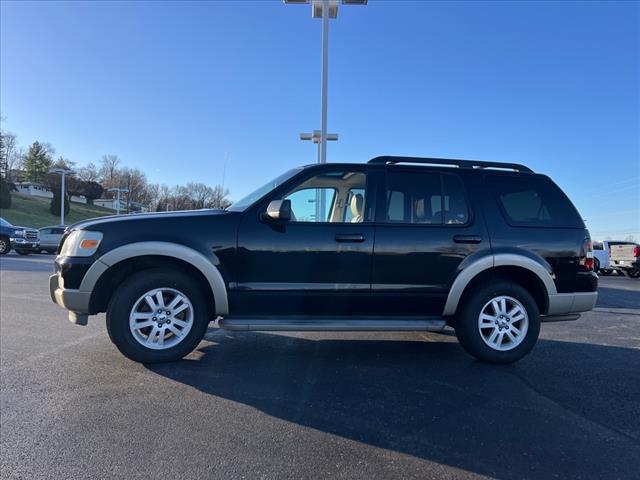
xmin=283 ymin=171 xmax=368 ymax=223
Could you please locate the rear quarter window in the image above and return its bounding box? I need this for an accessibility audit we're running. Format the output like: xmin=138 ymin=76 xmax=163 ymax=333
xmin=488 ymin=174 xmax=584 ymax=228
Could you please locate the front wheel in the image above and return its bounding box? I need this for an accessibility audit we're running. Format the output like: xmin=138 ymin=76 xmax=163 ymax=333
xmin=106 ymin=268 xmax=211 ymax=363
xmin=454 ymin=281 xmax=540 ymax=364
xmin=0 ymin=237 xmax=10 ymax=255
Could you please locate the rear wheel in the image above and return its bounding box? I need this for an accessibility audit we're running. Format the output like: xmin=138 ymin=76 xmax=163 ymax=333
xmin=106 ymin=268 xmax=210 ymax=363
xmin=0 ymin=237 xmax=10 ymax=255
xmin=454 ymin=281 xmax=540 ymax=364
xmin=628 ymin=269 xmax=640 ymax=279
xmin=600 ymin=269 xmax=611 ymax=276
xmin=594 ymin=258 xmax=600 ymax=273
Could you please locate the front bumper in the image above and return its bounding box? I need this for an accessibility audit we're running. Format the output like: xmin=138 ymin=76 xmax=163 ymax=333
xmin=49 ymin=273 xmax=91 ymax=325
xmin=10 ymin=238 xmax=40 ymax=250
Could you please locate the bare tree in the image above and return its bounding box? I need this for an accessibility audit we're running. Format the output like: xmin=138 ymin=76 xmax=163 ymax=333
xmin=99 ymin=154 xmax=121 ymax=190
xmin=210 ymin=184 xmax=231 ymax=209
xmin=0 ymin=130 xmax=17 ymax=179
xmin=77 ymin=162 xmax=100 ymax=182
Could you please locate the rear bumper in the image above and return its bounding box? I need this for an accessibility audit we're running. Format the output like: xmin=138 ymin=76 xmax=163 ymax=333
xmin=547 ymin=291 xmax=598 ymax=315
xmin=49 ymin=274 xmax=90 ymax=325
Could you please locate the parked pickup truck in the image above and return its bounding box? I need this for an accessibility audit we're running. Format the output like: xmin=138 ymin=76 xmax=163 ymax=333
xmin=0 ymin=217 xmax=40 ymax=255
xmin=608 ymin=242 xmax=640 ymax=278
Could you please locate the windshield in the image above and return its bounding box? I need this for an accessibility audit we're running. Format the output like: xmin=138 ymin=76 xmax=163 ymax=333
xmin=0 ymin=218 xmax=12 ymax=227
xmin=227 ymin=168 xmax=303 ymax=211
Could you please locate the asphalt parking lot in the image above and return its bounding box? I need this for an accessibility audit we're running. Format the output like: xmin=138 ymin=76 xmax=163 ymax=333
xmin=1 ymin=253 xmax=639 ymax=480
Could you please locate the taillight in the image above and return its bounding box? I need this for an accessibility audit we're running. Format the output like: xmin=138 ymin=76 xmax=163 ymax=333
xmin=579 ymin=238 xmax=594 ymax=271
xmin=634 ymin=246 xmax=639 ymax=258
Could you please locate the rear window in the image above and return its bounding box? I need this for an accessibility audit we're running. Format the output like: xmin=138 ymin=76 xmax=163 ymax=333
xmin=593 ymin=242 xmax=604 ymax=250
xmin=488 ymin=174 xmax=583 ymax=228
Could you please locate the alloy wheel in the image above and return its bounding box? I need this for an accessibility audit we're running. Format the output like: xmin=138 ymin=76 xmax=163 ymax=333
xmin=129 ymin=288 xmax=194 ymax=350
xmin=478 ymin=295 xmax=529 ymax=351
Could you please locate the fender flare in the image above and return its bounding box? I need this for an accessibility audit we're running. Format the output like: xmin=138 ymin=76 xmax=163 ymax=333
xmin=442 ymin=253 xmax=557 ymax=316
xmin=80 ymin=241 xmax=229 ymax=315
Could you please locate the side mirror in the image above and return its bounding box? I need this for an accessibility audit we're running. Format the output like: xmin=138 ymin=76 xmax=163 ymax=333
xmin=264 ymin=199 xmax=292 ymax=222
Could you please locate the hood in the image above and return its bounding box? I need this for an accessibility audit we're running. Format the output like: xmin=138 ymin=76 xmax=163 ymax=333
xmin=13 ymin=225 xmax=39 ymax=233
xmin=69 ymin=209 xmax=230 ymax=231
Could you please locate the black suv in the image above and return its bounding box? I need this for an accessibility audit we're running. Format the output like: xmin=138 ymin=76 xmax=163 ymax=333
xmin=49 ymin=156 xmax=598 ymax=364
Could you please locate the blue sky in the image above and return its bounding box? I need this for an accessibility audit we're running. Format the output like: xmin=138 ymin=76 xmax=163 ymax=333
xmin=1 ymin=0 xmax=638 ymax=239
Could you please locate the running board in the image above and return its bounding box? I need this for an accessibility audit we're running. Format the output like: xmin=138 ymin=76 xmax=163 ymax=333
xmin=218 ymin=317 xmax=447 ymax=332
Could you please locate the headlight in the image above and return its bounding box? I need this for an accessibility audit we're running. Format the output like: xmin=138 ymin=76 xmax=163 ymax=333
xmin=59 ymin=230 xmax=103 ymax=257
xmin=13 ymin=229 xmax=25 ymax=238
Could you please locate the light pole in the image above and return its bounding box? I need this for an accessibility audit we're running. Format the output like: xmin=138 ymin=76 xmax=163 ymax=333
xmin=300 ymin=131 xmax=339 ymax=219
xmin=285 ymin=0 xmax=367 ymax=164
xmin=49 ymin=168 xmax=76 ymax=226
xmin=107 ymin=188 xmax=129 ymax=215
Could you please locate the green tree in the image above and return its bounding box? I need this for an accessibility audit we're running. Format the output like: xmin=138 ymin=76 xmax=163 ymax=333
xmin=50 ymin=188 xmax=70 ymax=217
xmin=0 ymin=176 xmax=11 ymax=209
xmin=23 ymin=142 xmax=53 ymax=183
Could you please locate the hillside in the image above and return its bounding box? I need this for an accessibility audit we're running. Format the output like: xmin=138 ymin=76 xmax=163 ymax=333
xmin=0 ymin=193 xmax=114 ymax=228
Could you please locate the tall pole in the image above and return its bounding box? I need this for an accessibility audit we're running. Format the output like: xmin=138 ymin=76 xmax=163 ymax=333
xmin=60 ymin=172 xmax=65 ymax=226
xmin=317 ymin=0 xmax=329 ymax=221
xmin=116 ymin=190 xmax=121 ymax=215
xmin=320 ymin=0 xmax=329 ymax=165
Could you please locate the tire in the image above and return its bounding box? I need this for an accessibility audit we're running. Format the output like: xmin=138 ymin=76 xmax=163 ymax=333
xmin=454 ymin=281 xmax=540 ymax=364
xmin=594 ymin=258 xmax=600 ymax=273
xmin=628 ymin=269 xmax=640 ymax=279
xmin=106 ymin=268 xmax=211 ymax=363
xmin=0 ymin=237 xmax=10 ymax=255
xmin=15 ymin=249 xmax=30 ymax=256
xmin=600 ymin=269 xmax=611 ymax=276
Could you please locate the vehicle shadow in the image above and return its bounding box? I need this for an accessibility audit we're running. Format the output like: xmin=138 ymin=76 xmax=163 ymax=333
xmin=596 ymin=286 xmax=640 ymax=309
xmin=145 ymin=331 xmax=640 ymax=479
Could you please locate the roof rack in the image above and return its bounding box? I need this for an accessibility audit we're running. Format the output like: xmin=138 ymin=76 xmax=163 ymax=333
xmin=368 ymin=156 xmax=533 ymax=173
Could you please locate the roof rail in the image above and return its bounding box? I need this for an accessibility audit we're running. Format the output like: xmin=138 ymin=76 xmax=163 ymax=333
xmin=368 ymin=156 xmax=533 ymax=173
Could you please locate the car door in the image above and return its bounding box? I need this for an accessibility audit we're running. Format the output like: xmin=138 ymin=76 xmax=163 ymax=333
xmin=232 ymin=166 xmax=376 ymax=316
xmin=371 ymin=167 xmax=488 ymax=315
xmin=39 ymin=228 xmax=52 ymax=248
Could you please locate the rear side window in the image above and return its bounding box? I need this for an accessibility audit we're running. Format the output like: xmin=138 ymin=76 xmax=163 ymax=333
xmin=384 ymin=171 xmax=470 ymax=225
xmin=489 ymin=175 xmax=583 ymax=228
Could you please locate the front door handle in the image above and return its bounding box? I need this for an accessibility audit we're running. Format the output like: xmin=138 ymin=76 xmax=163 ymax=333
xmin=335 ymin=233 xmax=366 ymax=243
xmin=453 ymin=235 xmax=482 ymax=244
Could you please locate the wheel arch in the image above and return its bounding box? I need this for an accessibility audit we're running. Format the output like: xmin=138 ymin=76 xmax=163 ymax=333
xmin=84 ymin=242 xmax=229 ymax=316
xmin=443 ymin=253 xmax=556 ymax=317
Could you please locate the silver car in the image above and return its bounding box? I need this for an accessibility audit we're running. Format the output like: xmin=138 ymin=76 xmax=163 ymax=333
xmin=39 ymin=226 xmax=66 ymax=254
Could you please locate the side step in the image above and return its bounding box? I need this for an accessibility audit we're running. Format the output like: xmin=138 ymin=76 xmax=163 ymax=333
xmin=218 ymin=316 xmax=447 ymax=332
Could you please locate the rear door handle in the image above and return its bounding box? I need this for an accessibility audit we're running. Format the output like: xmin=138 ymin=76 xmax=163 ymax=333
xmin=335 ymin=234 xmax=366 ymax=243
xmin=453 ymin=235 xmax=482 ymax=244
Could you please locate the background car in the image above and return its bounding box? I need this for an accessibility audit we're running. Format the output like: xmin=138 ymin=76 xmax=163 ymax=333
xmin=0 ymin=217 xmax=40 ymax=255
xmin=595 ymin=240 xmax=640 ymax=277
xmin=39 ymin=226 xmax=67 ymax=254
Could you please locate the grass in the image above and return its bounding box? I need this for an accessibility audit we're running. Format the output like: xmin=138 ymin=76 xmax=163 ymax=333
xmin=0 ymin=193 xmax=114 ymax=228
